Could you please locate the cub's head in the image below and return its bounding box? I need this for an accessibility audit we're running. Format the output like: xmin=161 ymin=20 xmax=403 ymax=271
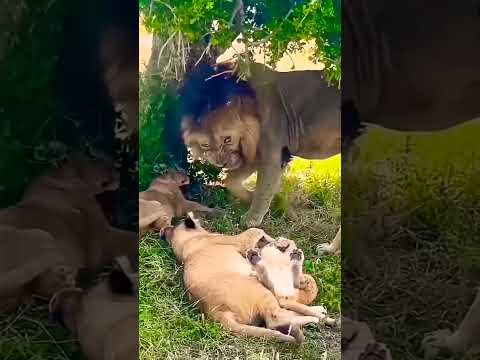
xmin=65 ymin=152 xmax=120 ymax=194
xmin=162 ymin=212 xmax=208 ymax=261
xmin=150 ymin=170 xmax=189 ymax=187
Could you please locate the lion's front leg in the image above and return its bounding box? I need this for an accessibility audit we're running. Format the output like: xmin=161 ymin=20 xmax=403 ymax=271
xmin=241 ymin=162 xmax=283 ymax=227
xmin=422 ymin=289 xmax=480 ymax=358
xmin=224 ymin=166 xmax=255 ymax=204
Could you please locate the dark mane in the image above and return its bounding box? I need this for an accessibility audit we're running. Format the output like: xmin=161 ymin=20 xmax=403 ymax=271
xmin=179 ymin=62 xmax=256 ymax=122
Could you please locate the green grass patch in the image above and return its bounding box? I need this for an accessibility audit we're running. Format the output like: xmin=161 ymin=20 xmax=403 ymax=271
xmin=344 ymin=123 xmax=480 ymax=359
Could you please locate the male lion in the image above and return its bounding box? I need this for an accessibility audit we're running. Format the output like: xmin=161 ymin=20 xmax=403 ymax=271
xmin=180 ymin=62 xmax=340 ymax=227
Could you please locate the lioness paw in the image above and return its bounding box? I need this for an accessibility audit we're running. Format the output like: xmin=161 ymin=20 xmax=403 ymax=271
xmin=290 ymin=248 xmax=304 ymax=263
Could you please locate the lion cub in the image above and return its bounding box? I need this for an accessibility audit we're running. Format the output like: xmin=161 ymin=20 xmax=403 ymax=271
xmin=247 ymin=237 xmax=336 ymax=326
xmin=163 ymin=214 xmax=333 ymax=343
xmin=139 ymin=170 xmax=217 ymax=235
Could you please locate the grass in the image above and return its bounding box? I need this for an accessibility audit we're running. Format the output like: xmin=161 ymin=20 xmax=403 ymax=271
xmin=0 ymin=299 xmax=81 ymax=360
xmin=139 ymin=156 xmax=341 ymax=360
xmin=343 ymin=122 xmax=480 ymax=360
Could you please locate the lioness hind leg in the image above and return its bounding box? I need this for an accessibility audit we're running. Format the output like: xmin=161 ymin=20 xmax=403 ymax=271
xmin=212 ymin=311 xmax=298 ymax=343
xmin=278 ymin=299 xmax=336 ymax=327
xmin=422 ymin=289 xmax=480 ymax=358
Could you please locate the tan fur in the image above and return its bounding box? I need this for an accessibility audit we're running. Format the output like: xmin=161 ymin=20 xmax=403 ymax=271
xmin=139 ymin=171 xmax=217 ymax=235
xmin=0 ymin=154 xmax=137 ymax=310
xmin=163 ymin=215 xmax=326 ymax=343
xmin=182 ymin=63 xmax=340 ymax=227
xmin=49 ymin=273 xmax=137 ymax=360
xmin=0 ymin=225 xmax=69 ymax=312
xmin=343 ymin=0 xmax=480 ymax=132
xmin=247 ymin=237 xmax=336 ymax=326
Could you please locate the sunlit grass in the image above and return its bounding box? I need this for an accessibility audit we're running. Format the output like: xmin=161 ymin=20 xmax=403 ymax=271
xmin=344 ymin=122 xmax=480 ymax=359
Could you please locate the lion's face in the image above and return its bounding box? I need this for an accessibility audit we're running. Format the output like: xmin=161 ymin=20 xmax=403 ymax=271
xmin=181 ymin=98 xmax=260 ymax=170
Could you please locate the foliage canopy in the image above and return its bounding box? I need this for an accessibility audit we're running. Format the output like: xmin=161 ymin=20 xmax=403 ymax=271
xmin=140 ymin=0 xmax=341 ymax=84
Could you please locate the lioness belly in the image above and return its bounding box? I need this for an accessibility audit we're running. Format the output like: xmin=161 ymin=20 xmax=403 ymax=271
xmin=186 ymin=272 xmax=269 ymax=322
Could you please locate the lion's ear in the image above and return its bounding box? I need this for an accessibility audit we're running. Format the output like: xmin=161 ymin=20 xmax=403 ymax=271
xmin=240 ymin=115 xmax=260 ymax=163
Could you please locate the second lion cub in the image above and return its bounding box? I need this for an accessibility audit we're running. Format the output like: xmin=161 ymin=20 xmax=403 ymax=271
xmin=139 ymin=170 xmax=217 ymax=235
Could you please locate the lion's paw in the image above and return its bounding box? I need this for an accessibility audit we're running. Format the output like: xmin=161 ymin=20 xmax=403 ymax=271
xmin=240 ymin=211 xmax=265 ymax=228
xmin=317 ymin=243 xmax=334 ymax=256
xmin=421 ymin=329 xmax=455 ymax=359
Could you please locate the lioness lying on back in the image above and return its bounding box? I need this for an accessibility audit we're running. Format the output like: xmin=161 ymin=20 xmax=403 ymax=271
xmin=139 ymin=170 xmax=217 ymax=235
xmin=163 ymin=214 xmax=335 ymax=343
xmin=180 ymin=62 xmax=340 ymax=227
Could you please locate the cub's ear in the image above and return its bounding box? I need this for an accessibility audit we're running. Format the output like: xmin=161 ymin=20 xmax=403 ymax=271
xmin=108 ymin=269 xmax=134 ymax=295
xmin=185 ymin=212 xmax=197 ymax=229
xmin=246 ymin=248 xmax=262 ymax=265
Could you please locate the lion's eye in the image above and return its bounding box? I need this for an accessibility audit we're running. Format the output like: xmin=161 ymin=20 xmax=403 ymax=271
xmin=224 ymin=136 xmax=232 ymax=144
xmin=200 ymin=143 xmax=210 ymax=149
